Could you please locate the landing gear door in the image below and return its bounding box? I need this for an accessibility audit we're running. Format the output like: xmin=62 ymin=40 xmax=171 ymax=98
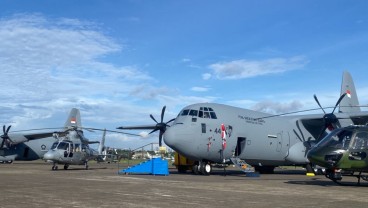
xmin=235 ymin=137 xmax=246 ymax=157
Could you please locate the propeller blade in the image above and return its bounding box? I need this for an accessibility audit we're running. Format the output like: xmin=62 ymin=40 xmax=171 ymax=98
xmin=3 ymin=125 xmax=5 ymax=134
xmin=295 ymin=120 xmax=305 ymax=142
xmin=6 ymin=125 xmax=11 ymax=134
xmin=316 ymin=126 xmax=328 ymax=141
xmin=314 ymin=94 xmax=326 ymax=114
xmin=332 ymin=93 xmax=347 ymax=114
xmin=149 ymin=129 xmax=159 ymax=135
xmin=293 ymin=129 xmax=303 ymax=143
xmin=150 ymin=114 xmax=158 ymax=124
xmin=161 ymin=106 xmax=166 ymax=123
xmin=159 ymin=131 xmax=164 ymax=147
xmin=166 ymin=118 xmax=175 ymax=125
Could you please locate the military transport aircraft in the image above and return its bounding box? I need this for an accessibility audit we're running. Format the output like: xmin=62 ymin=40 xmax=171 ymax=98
xmin=43 ymin=108 xmax=138 ymax=170
xmin=1 ymin=125 xmax=65 ymax=163
xmin=307 ymin=125 xmax=368 ymax=185
xmin=118 ymin=71 xmax=368 ymax=175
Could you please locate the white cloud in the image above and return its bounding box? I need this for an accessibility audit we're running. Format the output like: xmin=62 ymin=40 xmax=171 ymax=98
xmin=208 ymin=56 xmax=309 ymax=80
xmin=202 ymin=73 xmax=212 ymax=80
xmin=190 ymin=86 xmax=210 ymax=92
xmin=251 ymin=100 xmax=304 ymax=114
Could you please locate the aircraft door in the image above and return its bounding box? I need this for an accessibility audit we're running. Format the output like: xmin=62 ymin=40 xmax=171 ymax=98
xmin=235 ymin=137 xmax=246 ymax=157
xmin=69 ymin=143 xmax=74 ymax=157
xmin=276 ymin=133 xmax=283 ymax=152
xmin=277 ymin=132 xmax=289 ymax=154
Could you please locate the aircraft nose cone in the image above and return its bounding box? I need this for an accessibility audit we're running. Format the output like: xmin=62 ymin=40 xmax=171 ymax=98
xmin=307 ymin=148 xmax=326 ymax=167
xmin=43 ymin=151 xmax=55 ymax=160
xmin=163 ymin=127 xmax=176 ymax=148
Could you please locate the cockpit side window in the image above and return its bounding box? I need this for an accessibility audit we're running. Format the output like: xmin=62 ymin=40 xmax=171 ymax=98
xmin=198 ymin=110 xmax=203 ymax=118
xmin=57 ymin=142 xmax=69 ymax=150
xmin=210 ymin=112 xmax=217 ymax=119
xmin=352 ymin=131 xmax=368 ymax=150
xmin=51 ymin=142 xmax=58 ymax=149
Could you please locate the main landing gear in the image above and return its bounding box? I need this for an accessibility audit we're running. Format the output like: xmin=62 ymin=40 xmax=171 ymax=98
xmin=52 ymin=163 xmax=58 ymax=171
xmin=192 ymin=161 xmax=212 ymax=175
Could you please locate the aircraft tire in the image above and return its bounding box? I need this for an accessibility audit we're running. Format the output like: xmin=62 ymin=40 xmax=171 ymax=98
xmin=177 ymin=165 xmax=187 ymax=173
xmin=254 ymin=165 xmax=274 ymax=174
xmin=192 ymin=164 xmax=199 ymax=175
xmin=203 ymin=163 xmax=212 ymax=175
xmin=64 ymin=164 xmax=69 ymax=170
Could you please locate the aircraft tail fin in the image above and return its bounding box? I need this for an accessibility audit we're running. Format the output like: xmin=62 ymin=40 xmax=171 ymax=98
xmin=339 ymin=71 xmax=361 ymax=113
xmin=64 ymin=108 xmax=82 ymax=128
xmin=98 ymin=129 xmax=106 ymax=155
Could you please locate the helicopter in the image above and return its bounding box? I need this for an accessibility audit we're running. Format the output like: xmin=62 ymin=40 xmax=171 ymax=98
xmin=307 ymin=125 xmax=368 ymax=185
xmin=43 ymin=108 xmax=138 ymax=170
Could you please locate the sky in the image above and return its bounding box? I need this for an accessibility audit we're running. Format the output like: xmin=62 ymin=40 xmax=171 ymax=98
xmin=1 ymin=0 xmax=368 ymax=149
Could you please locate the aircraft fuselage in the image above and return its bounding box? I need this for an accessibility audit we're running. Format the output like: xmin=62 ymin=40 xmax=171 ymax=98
xmin=164 ymin=103 xmax=318 ymax=166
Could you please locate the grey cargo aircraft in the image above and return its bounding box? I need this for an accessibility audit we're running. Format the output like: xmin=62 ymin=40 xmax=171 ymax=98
xmin=118 ymin=71 xmax=368 ymax=175
xmin=0 ymin=125 xmax=61 ymax=163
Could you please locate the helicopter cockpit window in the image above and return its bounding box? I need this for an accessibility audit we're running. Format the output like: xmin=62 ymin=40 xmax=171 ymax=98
xmin=57 ymin=142 xmax=69 ymax=150
xmin=51 ymin=142 xmax=58 ymax=150
xmin=352 ymin=131 xmax=368 ymax=150
xmin=318 ymin=129 xmax=353 ymax=150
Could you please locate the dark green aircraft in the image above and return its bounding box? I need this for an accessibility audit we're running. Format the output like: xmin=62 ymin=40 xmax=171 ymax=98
xmin=307 ymin=125 xmax=368 ymax=185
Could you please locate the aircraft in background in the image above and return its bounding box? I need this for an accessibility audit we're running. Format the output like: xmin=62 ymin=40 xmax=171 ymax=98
xmin=307 ymin=125 xmax=368 ymax=185
xmin=118 ymin=71 xmax=368 ymax=175
xmin=0 ymin=126 xmax=59 ymax=163
xmin=43 ymin=108 xmax=138 ymax=170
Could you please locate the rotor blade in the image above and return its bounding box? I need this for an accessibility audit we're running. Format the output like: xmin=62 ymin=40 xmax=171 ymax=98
xmin=79 ymin=127 xmax=141 ymax=137
xmin=150 ymin=114 xmax=158 ymax=124
xmin=117 ymin=125 xmax=156 ymax=130
xmin=314 ymin=94 xmax=326 ymax=114
xmin=332 ymin=93 xmax=347 ymax=114
xmin=161 ymin=106 xmax=166 ymax=123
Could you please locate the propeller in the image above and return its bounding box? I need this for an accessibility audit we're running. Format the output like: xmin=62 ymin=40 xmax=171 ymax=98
xmin=149 ymin=106 xmax=175 ymax=146
xmin=314 ymin=93 xmax=347 ymax=140
xmin=117 ymin=106 xmax=175 ymax=146
xmin=1 ymin=125 xmax=12 ymax=148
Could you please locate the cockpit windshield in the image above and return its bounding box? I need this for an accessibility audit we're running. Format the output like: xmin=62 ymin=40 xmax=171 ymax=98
xmin=178 ymin=107 xmax=217 ymax=119
xmin=316 ymin=129 xmax=353 ymax=150
xmin=51 ymin=141 xmax=70 ymax=150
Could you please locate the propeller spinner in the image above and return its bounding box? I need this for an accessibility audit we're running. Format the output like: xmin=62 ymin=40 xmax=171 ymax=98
xmin=314 ymin=93 xmax=347 ymax=140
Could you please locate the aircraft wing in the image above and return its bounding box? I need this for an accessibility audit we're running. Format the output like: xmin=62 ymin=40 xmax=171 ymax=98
xmin=348 ymin=112 xmax=368 ymax=125
xmin=7 ymin=132 xmax=55 ymax=144
xmin=297 ymin=111 xmax=368 ymax=140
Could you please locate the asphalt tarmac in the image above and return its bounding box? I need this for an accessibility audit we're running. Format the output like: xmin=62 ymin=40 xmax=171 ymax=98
xmin=1 ymin=161 xmax=368 ymax=208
